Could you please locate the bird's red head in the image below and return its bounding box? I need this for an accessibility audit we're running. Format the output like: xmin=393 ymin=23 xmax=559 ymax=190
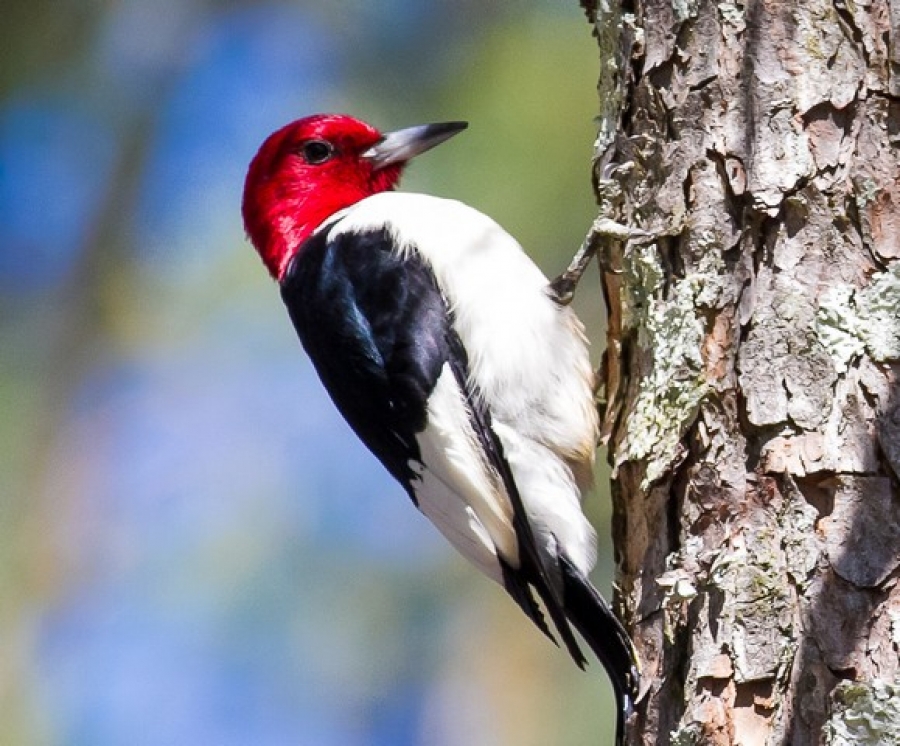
xmin=242 ymin=113 xmax=467 ymax=280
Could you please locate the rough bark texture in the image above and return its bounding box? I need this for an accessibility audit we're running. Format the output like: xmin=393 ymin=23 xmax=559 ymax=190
xmin=581 ymin=1 xmax=900 ymax=744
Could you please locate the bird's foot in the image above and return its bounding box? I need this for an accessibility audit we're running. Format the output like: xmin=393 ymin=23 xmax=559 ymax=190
xmin=550 ymin=217 xmax=653 ymax=306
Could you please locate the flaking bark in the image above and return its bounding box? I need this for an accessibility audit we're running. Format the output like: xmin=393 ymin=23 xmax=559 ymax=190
xmin=581 ymin=1 xmax=900 ymax=744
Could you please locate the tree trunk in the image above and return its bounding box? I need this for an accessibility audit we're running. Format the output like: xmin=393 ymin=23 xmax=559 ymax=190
xmin=581 ymin=1 xmax=900 ymax=744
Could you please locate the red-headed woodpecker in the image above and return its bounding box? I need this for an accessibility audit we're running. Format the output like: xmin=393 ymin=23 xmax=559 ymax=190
xmin=242 ymin=114 xmax=639 ymax=742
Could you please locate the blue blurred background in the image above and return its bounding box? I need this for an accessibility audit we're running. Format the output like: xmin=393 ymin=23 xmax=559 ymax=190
xmin=0 ymin=1 xmax=618 ymax=743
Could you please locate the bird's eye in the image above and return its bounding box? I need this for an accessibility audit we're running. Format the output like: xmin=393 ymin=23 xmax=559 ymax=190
xmin=299 ymin=140 xmax=334 ymax=165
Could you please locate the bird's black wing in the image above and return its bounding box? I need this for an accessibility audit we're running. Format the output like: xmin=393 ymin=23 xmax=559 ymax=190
xmin=280 ymin=225 xmax=451 ymax=497
xmin=280 ymin=225 xmax=559 ymax=640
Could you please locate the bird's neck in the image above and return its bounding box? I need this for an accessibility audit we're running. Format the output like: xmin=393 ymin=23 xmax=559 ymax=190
xmin=248 ymin=186 xmax=370 ymax=281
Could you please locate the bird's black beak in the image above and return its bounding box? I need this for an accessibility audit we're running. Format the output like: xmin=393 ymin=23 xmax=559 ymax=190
xmin=362 ymin=121 xmax=468 ymax=169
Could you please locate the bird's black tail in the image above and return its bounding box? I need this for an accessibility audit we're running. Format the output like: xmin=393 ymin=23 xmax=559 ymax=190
xmin=558 ymin=553 xmax=640 ymax=746
xmin=456 ymin=362 xmax=640 ymax=743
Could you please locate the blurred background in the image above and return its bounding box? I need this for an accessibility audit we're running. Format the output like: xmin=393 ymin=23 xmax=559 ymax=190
xmin=0 ymin=1 xmax=617 ymax=744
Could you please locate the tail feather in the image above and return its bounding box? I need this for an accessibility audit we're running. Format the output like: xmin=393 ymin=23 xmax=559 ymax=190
xmin=453 ymin=349 xmax=638 ymax=740
xmin=499 ymin=557 xmax=556 ymax=644
xmin=558 ymin=553 xmax=639 ymax=746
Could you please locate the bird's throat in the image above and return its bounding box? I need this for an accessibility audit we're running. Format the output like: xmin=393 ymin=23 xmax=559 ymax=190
xmin=251 ymin=190 xmax=364 ymax=281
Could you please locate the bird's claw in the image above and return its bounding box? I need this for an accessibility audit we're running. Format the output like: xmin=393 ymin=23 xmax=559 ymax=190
xmin=550 ymin=217 xmax=656 ymax=305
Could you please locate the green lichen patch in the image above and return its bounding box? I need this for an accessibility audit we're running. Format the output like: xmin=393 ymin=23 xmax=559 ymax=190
xmin=707 ymin=531 xmax=794 ymax=683
xmin=817 ymin=262 xmax=900 ymax=374
xmin=823 ymin=680 xmax=900 ymax=746
xmin=718 ymin=1 xmax=745 ymax=25
xmin=670 ymin=722 xmax=703 ymax=745
xmin=619 ymin=243 xmax=709 ymax=485
xmin=672 ymin=0 xmax=700 ymax=23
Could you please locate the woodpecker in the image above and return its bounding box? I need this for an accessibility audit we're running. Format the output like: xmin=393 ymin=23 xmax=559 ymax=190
xmin=242 ymin=114 xmax=639 ymax=742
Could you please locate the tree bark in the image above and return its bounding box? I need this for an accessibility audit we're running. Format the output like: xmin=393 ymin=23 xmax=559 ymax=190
xmin=581 ymin=1 xmax=900 ymax=744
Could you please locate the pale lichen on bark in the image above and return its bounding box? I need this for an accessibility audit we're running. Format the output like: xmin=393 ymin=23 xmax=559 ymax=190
xmin=587 ymin=0 xmax=627 ymax=161
xmin=817 ymin=262 xmax=900 ymax=373
xmin=823 ymin=681 xmax=900 ymax=746
xmin=617 ymin=243 xmax=708 ymax=485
